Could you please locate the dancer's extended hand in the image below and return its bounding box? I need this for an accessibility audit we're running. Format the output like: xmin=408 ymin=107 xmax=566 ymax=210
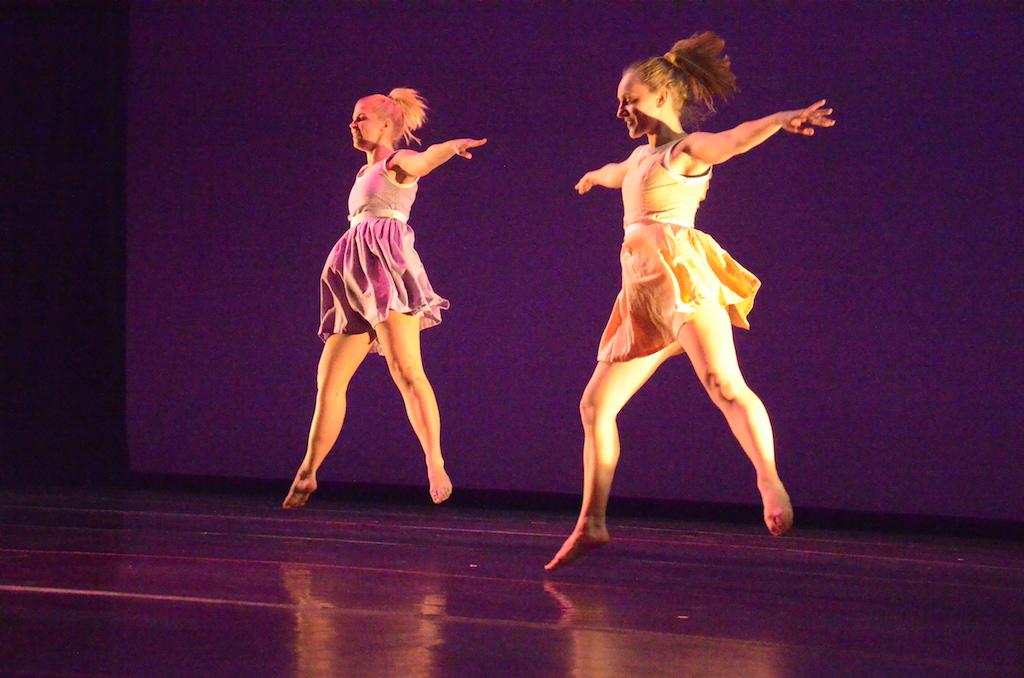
xmin=779 ymin=100 xmax=835 ymax=136
xmin=574 ymin=160 xmax=628 ymax=194
xmin=451 ymin=138 xmax=487 ymax=159
xmin=575 ymin=172 xmax=598 ymax=195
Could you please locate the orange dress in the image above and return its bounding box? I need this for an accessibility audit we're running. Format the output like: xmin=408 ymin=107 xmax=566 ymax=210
xmin=597 ymin=138 xmax=760 ymax=363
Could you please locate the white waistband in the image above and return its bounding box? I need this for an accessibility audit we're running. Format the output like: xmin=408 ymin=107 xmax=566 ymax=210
xmin=349 ymin=209 xmax=409 ymax=226
xmin=624 ymin=220 xmax=693 ymax=234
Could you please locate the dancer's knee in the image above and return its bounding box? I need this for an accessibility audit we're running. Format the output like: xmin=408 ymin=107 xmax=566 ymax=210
xmin=315 ymin=378 xmax=343 ymax=402
xmin=579 ymin=397 xmax=597 ymax=426
xmin=702 ymin=370 xmax=745 ymax=408
xmin=579 ymin=395 xmax=615 ymax=428
xmin=316 ymin=373 xmax=349 ymax=401
xmin=388 ymin=358 xmax=427 ymax=392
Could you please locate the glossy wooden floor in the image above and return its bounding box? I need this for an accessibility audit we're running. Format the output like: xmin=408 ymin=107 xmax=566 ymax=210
xmin=1 ymin=488 xmax=1022 ymax=677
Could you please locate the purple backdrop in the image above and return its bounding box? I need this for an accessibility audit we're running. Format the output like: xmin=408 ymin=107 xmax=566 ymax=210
xmin=127 ymin=4 xmax=1023 ymax=521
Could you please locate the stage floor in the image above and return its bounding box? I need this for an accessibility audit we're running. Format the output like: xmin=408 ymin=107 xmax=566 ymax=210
xmin=1 ymin=488 xmax=1022 ymax=677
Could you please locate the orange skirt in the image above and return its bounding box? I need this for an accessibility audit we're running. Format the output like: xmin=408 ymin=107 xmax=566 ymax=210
xmin=597 ymin=223 xmax=760 ymax=363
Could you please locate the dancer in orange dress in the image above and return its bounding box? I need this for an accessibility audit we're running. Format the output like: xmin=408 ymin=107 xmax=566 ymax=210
xmin=546 ymin=33 xmax=834 ymax=570
xmin=283 ymin=88 xmax=485 ymax=509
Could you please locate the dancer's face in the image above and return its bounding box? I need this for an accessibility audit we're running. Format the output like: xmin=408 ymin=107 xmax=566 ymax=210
xmin=350 ymin=100 xmax=391 ymax=151
xmin=616 ymin=71 xmax=666 ymax=138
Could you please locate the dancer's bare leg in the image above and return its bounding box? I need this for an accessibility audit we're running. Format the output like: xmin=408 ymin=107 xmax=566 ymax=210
xmin=376 ymin=312 xmax=452 ymax=504
xmin=676 ymin=304 xmax=793 ymax=536
xmin=546 ymin=345 xmax=679 ymax=571
xmin=283 ymin=332 xmax=371 ymax=508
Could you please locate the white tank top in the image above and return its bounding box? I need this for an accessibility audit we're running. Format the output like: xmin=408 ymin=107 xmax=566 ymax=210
xmin=347 ymin=151 xmax=418 ymax=222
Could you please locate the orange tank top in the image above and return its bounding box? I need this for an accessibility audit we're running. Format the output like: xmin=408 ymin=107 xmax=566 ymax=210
xmin=621 ymin=137 xmax=712 ymax=229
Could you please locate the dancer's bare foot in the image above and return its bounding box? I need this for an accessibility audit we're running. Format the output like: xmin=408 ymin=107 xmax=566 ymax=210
xmin=427 ymin=464 xmax=452 ymax=504
xmin=544 ymin=521 xmax=610 ymax=571
xmin=283 ymin=469 xmax=317 ymax=509
xmin=759 ymin=481 xmax=793 ymax=536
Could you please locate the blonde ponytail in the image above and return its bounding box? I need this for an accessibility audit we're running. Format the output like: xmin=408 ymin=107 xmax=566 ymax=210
xmin=387 ymin=88 xmax=428 ymax=146
xmin=629 ymin=31 xmax=738 ymax=125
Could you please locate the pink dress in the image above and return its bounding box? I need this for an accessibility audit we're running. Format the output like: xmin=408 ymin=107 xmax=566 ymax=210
xmin=597 ymin=138 xmax=760 ymax=363
xmin=318 ymin=152 xmax=449 ymax=353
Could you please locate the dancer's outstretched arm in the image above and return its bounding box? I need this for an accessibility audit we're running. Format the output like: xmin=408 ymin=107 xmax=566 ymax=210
xmin=390 ymin=138 xmax=487 ymax=178
xmin=675 ymin=99 xmax=835 ymax=171
xmin=575 ymin=158 xmax=630 ymax=194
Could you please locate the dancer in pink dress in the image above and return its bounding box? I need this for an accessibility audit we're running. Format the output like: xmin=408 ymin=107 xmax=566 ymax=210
xmin=546 ymin=33 xmax=834 ymax=570
xmin=284 ymin=88 xmax=485 ymax=508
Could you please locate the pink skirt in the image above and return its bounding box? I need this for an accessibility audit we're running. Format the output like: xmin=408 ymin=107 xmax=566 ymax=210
xmin=318 ymin=217 xmax=449 ymax=353
xmin=597 ymin=223 xmax=760 ymax=363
